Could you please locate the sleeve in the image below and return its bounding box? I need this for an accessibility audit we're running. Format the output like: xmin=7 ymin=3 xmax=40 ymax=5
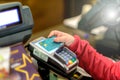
xmin=68 ymin=35 xmax=120 ymax=80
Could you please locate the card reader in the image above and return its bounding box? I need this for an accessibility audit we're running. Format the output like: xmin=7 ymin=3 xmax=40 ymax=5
xmin=28 ymin=36 xmax=79 ymax=74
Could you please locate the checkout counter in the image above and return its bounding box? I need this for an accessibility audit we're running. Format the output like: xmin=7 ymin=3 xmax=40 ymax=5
xmin=0 ymin=2 xmax=92 ymax=80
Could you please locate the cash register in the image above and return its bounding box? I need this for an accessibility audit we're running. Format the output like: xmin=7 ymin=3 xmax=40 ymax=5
xmin=0 ymin=2 xmax=33 ymax=47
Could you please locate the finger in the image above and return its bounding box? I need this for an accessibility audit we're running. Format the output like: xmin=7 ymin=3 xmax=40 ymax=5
xmin=48 ymin=30 xmax=55 ymax=37
xmin=54 ymin=36 xmax=66 ymax=43
xmin=48 ymin=30 xmax=61 ymax=37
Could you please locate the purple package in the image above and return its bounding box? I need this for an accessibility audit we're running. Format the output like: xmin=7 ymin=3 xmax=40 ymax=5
xmin=10 ymin=44 xmax=42 ymax=80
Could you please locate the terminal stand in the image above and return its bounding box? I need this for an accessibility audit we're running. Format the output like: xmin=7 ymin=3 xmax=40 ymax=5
xmin=37 ymin=58 xmax=76 ymax=80
xmin=37 ymin=58 xmax=78 ymax=80
xmin=28 ymin=48 xmax=82 ymax=80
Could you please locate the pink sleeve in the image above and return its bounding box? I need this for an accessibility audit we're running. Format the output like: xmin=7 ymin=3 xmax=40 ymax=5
xmin=68 ymin=35 xmax=120 ymax=80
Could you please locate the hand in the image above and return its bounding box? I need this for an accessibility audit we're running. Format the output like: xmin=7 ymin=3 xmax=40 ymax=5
xmin=48 ymin=30 xmax=74 ymax=46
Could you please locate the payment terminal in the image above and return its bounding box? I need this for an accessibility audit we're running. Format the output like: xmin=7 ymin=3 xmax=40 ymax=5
xmin=28 ymin=36 xmax=79 ymax=74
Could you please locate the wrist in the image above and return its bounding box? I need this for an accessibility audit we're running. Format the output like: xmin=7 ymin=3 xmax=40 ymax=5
xmin=65 ymin=36 xmax=75 ymax=46
xmin=68 ymin=35 xmax=79 ymax=52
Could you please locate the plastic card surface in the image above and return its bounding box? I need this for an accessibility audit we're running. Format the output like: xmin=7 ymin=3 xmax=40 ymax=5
xmin=34 ymin=36 xmax=63 ymax=54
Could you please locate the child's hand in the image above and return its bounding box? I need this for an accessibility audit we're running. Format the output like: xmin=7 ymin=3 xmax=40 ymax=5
xmin=48 ymin=30 xmax=74 ymax=46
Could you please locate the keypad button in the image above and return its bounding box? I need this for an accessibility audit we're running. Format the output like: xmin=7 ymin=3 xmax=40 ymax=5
xmin=68 ymin=60 xmax=73 ymax=64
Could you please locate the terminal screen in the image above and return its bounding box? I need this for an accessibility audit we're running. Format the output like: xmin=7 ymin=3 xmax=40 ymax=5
xmin=0 ymin=6 xmax=22 ymax=30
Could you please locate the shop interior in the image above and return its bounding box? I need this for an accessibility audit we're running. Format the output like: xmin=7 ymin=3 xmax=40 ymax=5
xmin=0 ymin=0 xmax=120 ymax=80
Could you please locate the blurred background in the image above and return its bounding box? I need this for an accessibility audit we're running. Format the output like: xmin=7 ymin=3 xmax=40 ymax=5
xmin=0 ymin=0 xmax=96 ymax=34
